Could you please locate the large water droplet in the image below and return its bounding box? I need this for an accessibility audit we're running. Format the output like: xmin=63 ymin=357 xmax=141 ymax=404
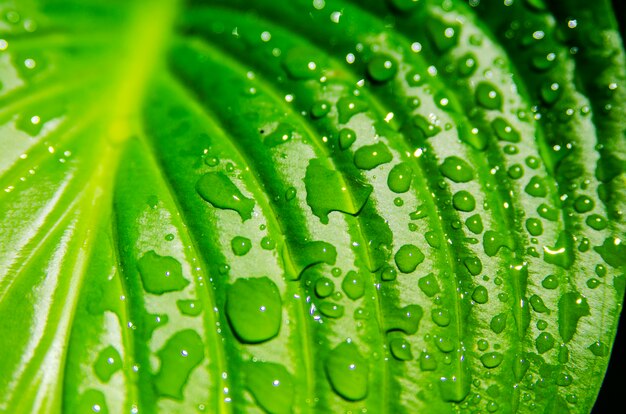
xmin=588 ymin=340 xmax=609 ymax=357
xmin=337 ymin=96 xmax=368 ymax=124
xmin=387 ymin=162 xmax=413 ymax=193
xmin=543 ymin=231 xmax=574 ymax=269
xmin=154 ymin=330 xmax=205 ymax=399
xmin=440 ymin=156 xmax=474 ymax=183
xmin=452 ymin=191 xmax=476 ymax=212
xmin=353 ymin=142 xmax=393 ymax=170
xmin=524 ymin=176 xmax=548 ymax=197
xmin=94 ymin=346 xmax=122 ymax=383
xmin=305 ymin=159 xmax=372 ymax=223
xmin=367 ymin=54 xmax=398 ymax=82
xmin=325 ymin=342 xmax=369 ymax=401
xmin=535 ymin=332 xmax=555 ymax=354
xmin=389 ymin=338 xmax=413 ymax=361
xmin=472 ymin=285 xmax=489 ymax=304
xmin=418 ymin=273 xmax=440 ymax=297
xmin=177 ymin=299 xmax=202 ymax=317
xmin=558 ymin=292 xmax=589 ymax=342
xmin=420 ymin=352 xmax=437 ymax=371
xmin=384 ymin=304 xmax=423 ymax=334
xmin=475 ymin=82 xmax=503 ymax=110
xmin=315 ymin=277 xmax=335 ymax=298
xmin=480 ymin=352 xmax=503 ymax=369
xmin=137 ymin=251 xmax=189 ymax=294
xmin=245 ymin=361 xmax=294 ymax=414
xmin=394 ymin=244 xmax=425 ymax=273
xmin=491 ymin=118 xmax=520 ymax=142
xmin=342 ymin=271 xmax=365 ymax=300
xmin=318 ymin=302 xmax=345 ymax=318
xmin=226 ymin=277 xmax=282 ymax=343
xmin=490 ymin=313 xmax=507 ymax=334
xmin=338 ymin=128 xmax=357 ymax=150
xmin=196 ymin=172 xmax=255 ymax=221
xmin=432 ymin=308 xmax=451 ymax=327
xmin=231 ymin=236 xmax=252 ymax=256
xmin=594 ymin=237 xmax=626 ymax=268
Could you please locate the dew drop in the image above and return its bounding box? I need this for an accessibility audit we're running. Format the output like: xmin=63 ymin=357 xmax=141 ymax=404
xmin=337 ymin=96 xmax=368 ymax=124
xmin=196 ymin=172 xmax=255 ymax=221
xmin=389 ymin=338 xmax=413 ymax=361
xmin=524 ymin=176 xmax=548 ymax=197
xmin=535 ymin=332 xmax=555 ymax=354
xmin=177 ymin=299 xmax=202 ymax=317
xmin=588 ymin=340 xmax=609 ymax=357
xmin=420 ymin=352 xmax=437 ymax=371
xmin=418 ymin=273 xmax=440 ymax=297
xmin=338 ymin=128 xmax=357 ymax=150
xmin=367 ymin=54 xmax=398 ymax=82
xmin=154 ymin=330 xmax=205 ymax=399
xmin=318 ymin=302 xmax=345 ymax=318
xmin=490 ymin=313 xmax=507 ymax=334
xmin=432 ymin=308 xmax=451 ymax=327
xmin=342 ymin=271 xmax=365 ymax=300
xmin=475 ymin=82 xmax=503 ymax=110
xmin=384 ymin=304 xmax=423 ymax=334
xmin=315 ymin=277 xmax=334 ymax=298
xmin=94 ymin=346 xmax=122 ymax=383
xmin=137 ymin=251 xmax=189 ymax=295
xmin=465 ymin=214 xmax=484 ymax=234
xmin=245 ymin=361 xmax=294 ymax=414
xmin=525 ymin=218 xmax=543 ymax=236
xmin=452 ymin=190 xmax=476 ymax=212
xmin=480 ymin=352 xmax=504 ymax=369
xmin=440 ymin=156 xmax=474 ymax=183
xmin=325 ymin=342 xmax=369 ymax=401
xmin=387 ymin=162 xmax=413 ymax=193
xmin=491 ymin=117 xmax=520 ymax=142
xmin=231 ymin=236 xmax=252 ymax=256
xmin=394 ymin=244 xmax=425 ymax=273
xmin=558 ymin=292 xmax=589 ymax=343
xmin=353 ymin=142 xmax=393 ymax=170
xmin=226 ymin=277 xmax=282 ymax=343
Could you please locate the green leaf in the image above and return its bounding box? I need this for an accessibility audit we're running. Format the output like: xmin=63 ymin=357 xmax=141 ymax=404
xmin=0 ymin=0 xmax=624 ymax=413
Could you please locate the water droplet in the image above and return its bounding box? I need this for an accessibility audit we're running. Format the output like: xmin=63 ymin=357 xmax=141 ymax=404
xmin=458 ymin=52 xmax=477 ymax=77
xmin=439 ymin=371 xmax=471 ymax=402
xmin=491 ymin=117 xmax=520 ymax=142
xmin=480 ymin=352 xmax=503 ymax=369
xmin=318 ymin=302 xmax=345 ymax=318
xmin=525 ymin=218 xmax=543 ymax=236
xmin=586 ymin=214 xmax=608 ymax=230
xmin=472 ymin=286 xmax=489 ymax=304
xmin=490 ymin=313 xmax=507 ymax=334
xmin=342 ymin=271 xmax=365 ymax=300
xmin=315 ymin=277 xmax=335 ymax=298
xmin=524 ymin=176 xmax=547 ymax=197
xmin=381 ymin=266 xmax=398 ymax=281
xmin=529 ymin=294 xmax=549 ymax=313
xmin=412 ymin=114 xmax=441 ymax=138
xmin=264 ymin=123 xmax=294 ymax=147
xmin=452 ymin=191 xmax=476 ymax=212
xmin=282 ymin=49 xmax=320 ymax=79
xmin=137 ymin=251 xmax=189 ymax=294
xmin=513 ymin=354 xmax=530 ymax=381
xmin=338 ymin=128 xmax=357 ymax=150
xmin=177 ymin=299 xmax=202 ymax=317
xmin=556 ymin=372 xmax=573 ymax=387
xmin=285 ymin=187 xmax=297 ymax=201
xmin=424 ymin=231 xmax=441 ymax=248
xmin=231 ymin=236 xmax=252 ymax=256
xmin=587 ymin=278 xmax=600 ymax=289
xmin=594 ymin=237 xmax=626 ymax=268
xmin=287 ymin=240 xmax=337 ymax=279
xmin=154 ymin=330 xmax=205 ymax=399
xmin=384 ymin=304 xmax=423 ymax=334
xmin=226 ymin=277 xmax=282 ymax=343
xmin=573 ymin=195 xmax=595 ymax=213
xmin=337 ymin=96 xmax=368 ymax=123
xmin=311 ymin=100 xmax=331 ymax=118
xmin=78 ymin=389 xmax=108 ymax=414
xmin=418 ymin=273 xmax=440 ymax=297
xmin=465 ymin=214 xmax=484 ymax=234
xmin=353 ymin=142 xmax=393 ymax=170
xmin=507 ymin=164 xmax=524 ymax=179
xmin=245 ymin=361 xmax=294 ymax=414
xmin=426 ymin=18 xmax=460 ymax=53
xmin=476 ymin=82 xmax=503 ymax=110
xmin=432 ymin=308 xmax=451 ymax=327
xmin=367 ymin=54 xmax=398 ymax=82
xmin=196 ymin=172 xmax=255 ymax=221
xmin=305 ymin=159 xmax=372 ymax=223
xmin=261 ymin=236 xmax=276 ymax=250
xmin=558 ymin=292 xmax=589 ymax=343
xmin=394 ymin=244 xmax=425 ymax=273
xmin=540 ymin=81 xmax=562 ymax=105
xmin=464 ymin=257 xmax=483 ymax=276
xmin=440 ymin=156 xmax=474 ymax=183
xmin=94 ymin=346 xmax=122 ymax=382
xmin=588 ymin=340 xmax=609 ymax=357
xmin=483 ymin=230 xmax=513 ymax=256
xmin=543 ymin=231 xmax=574 ymax=269
xmin=420 ymin=352 xmax=437 ymax=371
xmin=387 ymin=162 xmax=413 ymax=193
xmin=535 ymin=332 xmax=555 ymax=354
xmin=537 ymin=203 xmax=559 ymax=221
xmin=325 ymin=342 xmax=369 ymax=401
xmin=389 ymin=338 xmax=413 ymax=361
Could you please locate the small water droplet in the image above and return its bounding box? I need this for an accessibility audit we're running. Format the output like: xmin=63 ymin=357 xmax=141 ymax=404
xmin=177 ymin=299 xmax=202 ymax=317
xmin=94 ymin=346 xmax=122 ymax=383
xmin=353 ymin=142 xmax=393 ymax=170
xmin=387 ymin=162 xmax=413 ymax=193
xmin=394 ymin=244 xmax=425 ymax=273
xmin=480 ymin=352 xmax=503 ymax=369
xmin=472 ymin=285 xmax=489 ymax=304
xmin=342 ymin=271 xmax=365 ymax=300
xmin=475 ymin=82 xmax=503 ymax=110
xmin=389 ymin=338 xmax=413 ymax=361
xmin=418 ymin=273 xmax=440 ymax=297
xmin=231 ymin=236 xmax=252 ymax=256
xmin=452 ymin=191 xmax=476 ymax=212
xmin=367 ymin=54 xmax=398 ymax=82
xmin=440 ymin=156 xmax=474 ymax=183
xmin=535 ymin=332 xmax=555 ymax=354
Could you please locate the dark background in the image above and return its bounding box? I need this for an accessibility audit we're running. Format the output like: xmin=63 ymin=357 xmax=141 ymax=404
xmin=592 ymin=2 xmax=625 ymax=412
